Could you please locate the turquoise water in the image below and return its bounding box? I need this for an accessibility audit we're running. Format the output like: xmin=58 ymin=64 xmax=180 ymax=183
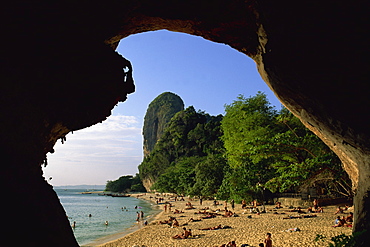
xmin=55 ymin=189 xmax=159 ymax=246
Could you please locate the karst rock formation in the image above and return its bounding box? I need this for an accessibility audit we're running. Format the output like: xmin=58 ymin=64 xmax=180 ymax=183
xmin=143 ymin=92 xmax=184 ymax=158
xmin=1 ymin=1 xmax=369 ymax=246
xmin=142 ymin=92 xmax=184 ymax=190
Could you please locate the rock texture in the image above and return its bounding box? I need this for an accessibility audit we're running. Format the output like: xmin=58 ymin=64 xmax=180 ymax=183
xmin=141 ymin=176 xmax=156 ymax=194
xmin=1 ymin=1 xmax=369 ymax=246
xmin=142 ymin=92 xmax=184 ymax=158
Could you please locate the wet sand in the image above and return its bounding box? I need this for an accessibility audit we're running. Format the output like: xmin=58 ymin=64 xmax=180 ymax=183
xmin=97 ymin=193 xmax=352 ymax=247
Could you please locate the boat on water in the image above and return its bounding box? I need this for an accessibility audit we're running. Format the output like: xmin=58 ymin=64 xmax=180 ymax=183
xmin=80 ymin=190 xmax=104 ymax=195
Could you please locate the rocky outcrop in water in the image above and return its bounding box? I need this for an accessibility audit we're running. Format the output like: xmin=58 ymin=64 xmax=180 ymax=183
xmin=142 ymin=92 xmax=184 ymax=157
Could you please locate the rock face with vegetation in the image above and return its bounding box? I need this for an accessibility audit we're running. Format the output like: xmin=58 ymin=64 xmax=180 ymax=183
xmin=142 ymin=92 xmax=184 ymax=158
xmin=139 ymin=106 xmax=224 ymax=192
xmin=140 ymin=93 xmax=351 ymax=202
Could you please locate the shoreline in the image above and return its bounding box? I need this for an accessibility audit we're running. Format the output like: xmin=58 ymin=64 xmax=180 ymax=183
xmin=96 ymin=193 xmax=353 ymax=247
xmin=83 ymin=193 xmax=163 ymax=247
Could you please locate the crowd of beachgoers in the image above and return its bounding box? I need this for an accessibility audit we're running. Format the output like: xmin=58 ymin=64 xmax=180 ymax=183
xmin=97 ymin=194 xmax=353 ymax=247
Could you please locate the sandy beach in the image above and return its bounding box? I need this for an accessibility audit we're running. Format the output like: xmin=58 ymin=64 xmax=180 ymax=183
xmin=97 ymin=193 xmax=352 ymax=247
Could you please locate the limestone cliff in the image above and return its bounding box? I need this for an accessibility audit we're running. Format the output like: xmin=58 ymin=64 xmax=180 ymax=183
xmin=142 ymin=92 xmax=184 ymax=157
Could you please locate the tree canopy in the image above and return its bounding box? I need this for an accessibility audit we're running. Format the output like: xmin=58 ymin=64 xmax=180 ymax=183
xmin=220 ymin=92 xmax=351 ymax=197
xmin=105 ymin=174 xmax=146 ymax=193
xmin=138 ymin=92 xmax=352 ymax=201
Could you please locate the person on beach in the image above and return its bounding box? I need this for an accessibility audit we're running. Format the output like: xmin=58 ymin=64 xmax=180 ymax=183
xmin=158 ymin=216 xmax=174 ymax=225
xmin=231 ymin=199 xmax=235 ymax=210
xmin=140 ymin=211 xmax=144 ymax=219
xmin=296 ymin=207 xmax=305 ymax=214
xmin=283 ymin=214 xmax=305 ymax=219
xmin=241 ymin=199 xmax=247 ymax=209
xmin=344 ymin=205 xmax=351 ymax=211
xmin=217 ymin=241 xmax=237 ymax=247
xmin=333 ymin=216 xmax=345 ymax=227
xmin=226 ymin=241 xmax=237 ymax=247
xmin=346 ymin=212 xmax=354 ymax=223
xmin=313 ymin=199 xmax=319 ymax=209
xmin=312 ymin=199 xmax=324 ymax=212
xmin=287 ymin=207 xmax=305 ymax=214
xmin=172 ymin=227 xmax=191 ymax=239
xmin=164 ymin=204 xmax=167 ymax=212
xmin=307 ymin=206 xmax=323 ymax=213
xmin=264 ymin=233 xmax=272 ymax=247
xmin=275 ymin=201 xmax=282 ymax=209
xmin=195 ymin=209 xmax=208 ymax=214
xmin=199 ymin=224 xmax=223 ymax=230
xmin=185 ymin=202 xmax=195 ymax=209
xmin=187 ymin=217 xmax=202 ymax=223
xmin=200 ymin=198 xmax=203 ymax=205
xmin=201 ymin=214 xmax=216 ymax=219
xmin=223 ymin=209 xmax=234 ymax=217
xmin=174 ymin=209 xmax=183 ymax=214
xmin=334 ymin=206 xmax=344 ymax=214
xmin=172 ymin=218 xmax=180 ymax=227
xmin=136 ymin=212 xmax=140 ymax=221
xmin=253 ymin=200 xmax=258 ymax=208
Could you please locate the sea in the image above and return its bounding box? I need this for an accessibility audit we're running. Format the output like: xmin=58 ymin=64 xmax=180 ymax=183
xmin=55 ymin=187 xmax=160 ymax=246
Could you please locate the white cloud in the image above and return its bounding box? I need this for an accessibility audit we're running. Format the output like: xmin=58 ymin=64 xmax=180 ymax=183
xmin=43 ymin=115 xmax=144 ymax=186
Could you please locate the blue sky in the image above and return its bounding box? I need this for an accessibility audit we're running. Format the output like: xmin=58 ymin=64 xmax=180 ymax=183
xmin=43 ymin=30 xmax=282 ymax=186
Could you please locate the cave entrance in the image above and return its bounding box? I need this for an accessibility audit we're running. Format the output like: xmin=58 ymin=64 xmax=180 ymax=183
xmin=43 ymin=29 xmax=281 ymax=187
xmin=42 ymin=29 xmax=285 ymax=246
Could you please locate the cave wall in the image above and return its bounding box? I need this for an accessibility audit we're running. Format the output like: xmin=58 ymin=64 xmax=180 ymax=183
xmin=1 ymin=3 xmax=135 ymax=246
xmin=1 ymin=1 xmax=369 ymax=246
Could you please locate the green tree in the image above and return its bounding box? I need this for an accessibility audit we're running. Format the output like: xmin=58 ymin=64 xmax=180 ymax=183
xmin=190 ymin=154 xmax=227 ymax=197
xmin=105 ymin=174 xmax=146 ymax=192
xmin=152 ymin=156 xmax=203 ymax=194
xmin=130 ymin=173 xmax=146 ymax=192
xmin=105 ymin=175 xmax=133 ymax=192
xmin=220 ymin=92 xmax=350 ymax=198
xmin=222 ymin=92 xmax=277 ymax=168
xmin=220 ymin=92 xmax=277 ymax=199
xmin=246 ymin=107 xmax=349 ymax=193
